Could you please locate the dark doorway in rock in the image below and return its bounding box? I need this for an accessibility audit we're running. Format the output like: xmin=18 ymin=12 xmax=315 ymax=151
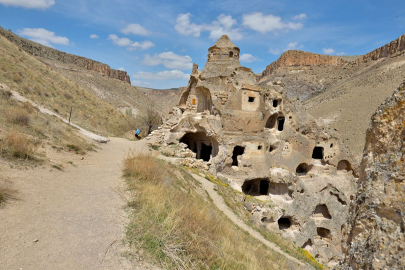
xmin=277 ymin=117 xmax=285 ymax=131
xmin=229 ymin=51 xmax=233 ymax=58
xmin=265 ymin=114 xmax=278 ymax=129
xmin=242 ymin=178 xmax=270 ymax=196
xmin=312 ymin=146 xmax=324 ymax=159
xmin=278 ymin=217 xmax=291 ymax=230
xmin=248 ymin=96 xmax=255 ymax=103
xmin=180 ymin=132 xmax=218 ymax=162
xmin=269 ymin=145 xmax=277 ymax=152
xmin=200 ymin=143 xmax=212 ymax=162
xmin=313 ymin=204 xmax=332 ymax=219
xmin=317 ymin=227 xmax=331 ymax=239
xmin=296 ymin=163 xmax=312 ymax=175
xmin=232 ymin=146 xmax=245 ymax=166
xmin=337 ymin=160 xmax=352 ymax=172
xmin=260 ymin=180 xmax=269 ymax=195
xmin=273 ymin=100 xmax=278 ymax=107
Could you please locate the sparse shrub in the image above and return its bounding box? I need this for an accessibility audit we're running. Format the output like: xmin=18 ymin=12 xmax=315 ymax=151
xmin=1 ymin=90 xmax=12 ymax=100
xmin=5 ymin=108 xmax=30 ymax=126
xmin=0 ymin=182 xmax=16 ymax=206
xmin=64 ymin=92 xmax=72 ymax=99
xmin=135 ymin=100 xmax=161 ymax=135
xmin=125 ymin=107 xmax=133 ymax=117
xmin=0 ymin=130 xmax=37 ymax=159
xmin=12 ymin=73 xmax=23 ymax=83
xmin=67 ymin=144 xmax=81 ymax=153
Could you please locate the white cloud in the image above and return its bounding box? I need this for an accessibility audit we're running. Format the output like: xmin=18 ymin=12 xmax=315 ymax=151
xmin=175 ymin=13 xmax=243 ymax=40
xmin=142 ymin=52 xmax=192 ymax=70
xmin=132 ymin=70 xmax=190 ymax=80
xmin=322 ymin=48 xmax=335 ymax=54
xmin=336 ymin=52 xmax=346 ymax=56
xmin=293 ymin=13 xmax=307 ymax=20
xmin=132 ymin=80 xmax=150 ymax=86
xmin=239 ymin=53 xmax=260 ymax=63
xmin=270 ymin=41 xmax=304 ymax=55
xmin=117 ymin=67 xmax=125 ymax=71
xmin=108 ymin=34 xmax=155 ymax=50
xmin=269 ymin=48 xmax=281 ymax=55
xmin=121 ymin=23 xmax=151 ymax=36
xmin=242 ymin=12 xmax=303 ymax=34
xmin=0 ymin=0 xmax=54 ymax=9
xmin=90 ymin=34 xmax=99 ymax=39
xmin=18 ymin=28 xmax=70 ymax=47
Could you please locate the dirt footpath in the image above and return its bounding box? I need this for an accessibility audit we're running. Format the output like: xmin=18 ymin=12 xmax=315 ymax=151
xmin=0 ymin=137 xmax=153 ymax=270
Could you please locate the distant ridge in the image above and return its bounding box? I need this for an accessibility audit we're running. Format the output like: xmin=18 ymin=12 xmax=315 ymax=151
xmin=355 ymin=33 xmax=405 ymax=63
xmin=0 ymin=27 xmax=131 ymax=84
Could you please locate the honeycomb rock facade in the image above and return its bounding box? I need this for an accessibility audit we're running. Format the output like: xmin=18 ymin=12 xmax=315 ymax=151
xmin=151 ymin=35 xmax=358 ymax=267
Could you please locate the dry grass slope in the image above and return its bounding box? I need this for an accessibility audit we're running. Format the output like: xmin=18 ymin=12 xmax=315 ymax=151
xmin=123 ymin=153 xmax=304 ymax=270
xmin=0 ymin=34 xmax=136 ymax=137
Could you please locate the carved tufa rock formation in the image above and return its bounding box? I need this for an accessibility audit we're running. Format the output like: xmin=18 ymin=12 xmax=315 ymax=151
xmin=0 ymin=27 xmax=130 ymax=84
xmin=149 ymin=35 xmax=359 ymax=267
xmin=261 ymin=50 xmax=348 ymax=78
xmin=339 ymin=82 xmax=405 ymax=269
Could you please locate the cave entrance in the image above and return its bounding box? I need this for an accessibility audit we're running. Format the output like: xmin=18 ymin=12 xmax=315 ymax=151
xmin=313 ymin=204 xmax=332 ymax=219
xmin=231 ymin=146 xmax=245 ymax=166
xmin=317 ymin=227 xmax=331 ymax=239
xmin=273 ymin=99 xmax=279 ymax=107
xmin=278 ymin=217 xmax=291 ymax=230
xmin=277 ymin=117 xmax=285 ymax=131
xmin=200 ymin=143 xmax=212 ymax=162
xmin=265 ymin=114 xmax=278 ymax=129
xmin=180 ymin=132 xmax=218 ymax=162
xmin=337 ymin=160 xmax=352 ymax=172
xmin=242 ymin=178 xmax=270 ymax=196
xmin=312 ymin=146 xmax=324 ymax=159
xmin=296 ymin=163 xmax=312 ymax=176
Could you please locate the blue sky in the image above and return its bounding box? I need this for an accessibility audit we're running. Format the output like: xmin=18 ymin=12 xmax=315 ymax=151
xmin=0 ymin=0 xmax=404 ymax=89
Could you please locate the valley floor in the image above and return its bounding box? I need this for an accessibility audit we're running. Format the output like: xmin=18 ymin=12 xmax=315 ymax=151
xmin=0 ymin=137 xmax=156 ymax=270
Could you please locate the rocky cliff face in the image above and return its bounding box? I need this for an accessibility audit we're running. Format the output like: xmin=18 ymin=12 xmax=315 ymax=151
xmin=355 ymin=34 xmax=405 ymax=63
xmin=0 ymin=27 xmax=131 ymax=84
xmin=339 ymin=82 xmax=405 ymax=269
xmin=261 ymin=50 xmax=347 ymax=77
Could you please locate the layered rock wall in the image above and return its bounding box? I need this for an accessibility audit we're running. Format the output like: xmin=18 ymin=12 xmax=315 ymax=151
xmin=355 ymin=34 xmax=405 ymax=63
xmin=0 ymin=27 xmax=130 ymax=84
xmin=339 ymin=82 xmax=405 ymax=269
xmin=261 ymin=50 xmax=347 ymax=77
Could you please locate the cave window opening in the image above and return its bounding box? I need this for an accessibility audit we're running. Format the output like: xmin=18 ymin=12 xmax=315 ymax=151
xmin=242 ymin=179 xmax=270 ymax=196
xmin=269 ymin=145 xmax=276 ymax=152
xmin=278 ymin=217 xmax=291 ymax=230
xmin=265 ymin=114 xmax=278 ymax=129
xmin=248 ymin=96 xmax=255 ymax=103
xmin=312 ymin=146 xmax=324 ymax=159
xmin=273 ymin=100 xmax=278 ymax=107
xmin=317 ymin=227 xmax=331 ymax=239
xmin=277 ymin=117 xmax=285 ymax=131
xmin=313 ymin=204 xmax=332 ymax=219
xmin=258 ymin=145 xmax=262 ymax=150
xmin=229 ymin=51 xmax=234 ymax=58
xmin=337 ymin=160 xmax=352 ymax=172
xmin=296 ymin=163 xmax=312 ymax=176
xmin=180 ymin=132 xmax=217 ymax=162
xmin=231 ymin=146 xmax=245 ymax=166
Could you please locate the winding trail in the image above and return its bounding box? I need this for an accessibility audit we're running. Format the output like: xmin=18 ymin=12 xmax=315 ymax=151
xmin=189 ymin=172 xmax=313 ymax=270
xmin=0 ymin=138 xmax=155 ymax=270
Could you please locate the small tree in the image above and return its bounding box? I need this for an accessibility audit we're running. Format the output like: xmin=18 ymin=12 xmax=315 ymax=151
xmin=136 ymin=100 xmax=161 ymax=135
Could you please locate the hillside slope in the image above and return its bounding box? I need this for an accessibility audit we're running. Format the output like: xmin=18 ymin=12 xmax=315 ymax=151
xmin=259 ymin=34 xmax=405 ymax=163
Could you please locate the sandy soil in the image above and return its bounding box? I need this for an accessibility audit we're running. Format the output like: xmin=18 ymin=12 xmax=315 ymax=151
xmin=0 ymin=137 xmax=156 ymax=270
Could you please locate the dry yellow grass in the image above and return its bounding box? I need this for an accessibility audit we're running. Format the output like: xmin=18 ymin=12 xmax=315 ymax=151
xmin=0 ymin=130 xmax=37 ymax=159
xmin=123 ymin=153 xmax=300 ymax=270
xmin=0 ymin=35 xmax=136 ymax=137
